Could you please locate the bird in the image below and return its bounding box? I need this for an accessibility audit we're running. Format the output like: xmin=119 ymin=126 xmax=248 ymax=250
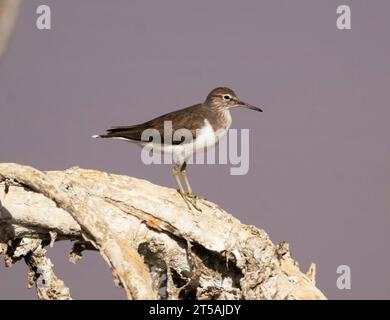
xmin=93 ymin=87 xmax=262 ymax=210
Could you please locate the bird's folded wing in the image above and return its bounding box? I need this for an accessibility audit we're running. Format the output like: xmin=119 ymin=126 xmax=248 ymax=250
xmin=100 ymin=105 xmax=208 ymax=145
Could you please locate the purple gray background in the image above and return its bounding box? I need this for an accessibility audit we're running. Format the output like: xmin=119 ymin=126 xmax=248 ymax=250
xmin=1 ymin=0 xmax=390 ymax=299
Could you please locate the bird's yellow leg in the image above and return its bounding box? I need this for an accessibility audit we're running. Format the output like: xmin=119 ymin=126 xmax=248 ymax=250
xmin=171 ymin=162 xmax=203 ymax=211
xmin=180 ymin=163 xmax=206 ymax=200
xmin=181 ymin=170 xmax=193 ymax=195
xmin=172 ymin=163 xmax=185 ymax=194
xmin=179 ymin=162 xmax=201 ymax=211
xmin=172 ymin=164 xmax=195 ymax=210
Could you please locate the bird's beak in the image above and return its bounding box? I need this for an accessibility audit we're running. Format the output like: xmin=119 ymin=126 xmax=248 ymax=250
xmin=237 ymin=100 xmax=263 ymax=112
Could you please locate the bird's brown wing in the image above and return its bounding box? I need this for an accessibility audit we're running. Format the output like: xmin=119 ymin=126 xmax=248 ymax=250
xmin=99 ymin=104 xmax=210 ymax=145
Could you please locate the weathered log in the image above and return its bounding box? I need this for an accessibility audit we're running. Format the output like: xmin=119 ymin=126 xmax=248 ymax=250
xmin=0 ymin=163 xmax=326 ymax=300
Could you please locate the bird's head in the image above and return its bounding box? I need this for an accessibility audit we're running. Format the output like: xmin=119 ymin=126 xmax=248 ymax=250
xmin=205 ymin=87 xmax=263 ymax=112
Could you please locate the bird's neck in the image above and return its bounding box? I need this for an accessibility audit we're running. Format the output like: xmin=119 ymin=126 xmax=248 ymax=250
xmin=223 ymin=109 xmax=232 ymax=129
xmin=210 ymin=106 xmax=232 ymax=130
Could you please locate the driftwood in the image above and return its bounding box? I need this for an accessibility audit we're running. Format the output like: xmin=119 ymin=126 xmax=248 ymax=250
xmin=0 ymin=163 xmax=325 ymax=300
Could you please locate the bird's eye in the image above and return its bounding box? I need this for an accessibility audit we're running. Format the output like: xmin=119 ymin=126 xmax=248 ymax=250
xmin=223 ymin=95 xmax=231 ymax=101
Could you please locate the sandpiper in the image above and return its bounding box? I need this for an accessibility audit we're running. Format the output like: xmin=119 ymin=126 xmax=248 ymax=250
xmin=93 ymin=87 xmax=262 ymax=209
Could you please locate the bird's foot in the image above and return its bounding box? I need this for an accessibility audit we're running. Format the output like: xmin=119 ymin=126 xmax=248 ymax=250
xmin=178 ymin=190 xmax=202 ymax=212
xmin=186 ymin=192 xmax=207 ymax=202
xmin=191 ymin=193 xmax=207 ymax=201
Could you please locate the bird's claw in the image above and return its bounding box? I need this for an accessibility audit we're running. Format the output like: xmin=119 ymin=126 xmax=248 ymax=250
xmin=178 ymin=190 xmax=202 ymax=212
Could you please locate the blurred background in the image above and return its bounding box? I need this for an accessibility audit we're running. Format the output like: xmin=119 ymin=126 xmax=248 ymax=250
xmin=1 ymin=0 xmax=390 ymax=299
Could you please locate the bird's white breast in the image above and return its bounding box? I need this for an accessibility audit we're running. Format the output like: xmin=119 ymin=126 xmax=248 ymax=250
xmin=172 ymin=110 xmax=232 ymax=164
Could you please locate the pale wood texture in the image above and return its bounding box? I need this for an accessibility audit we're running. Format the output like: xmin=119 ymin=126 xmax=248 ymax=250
xmin=0 ymin=163 xmax=326 ymax=300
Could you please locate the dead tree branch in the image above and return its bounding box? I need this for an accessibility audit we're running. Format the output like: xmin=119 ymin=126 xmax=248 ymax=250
xmin=0 ymin=163 xmax=326 ymax=300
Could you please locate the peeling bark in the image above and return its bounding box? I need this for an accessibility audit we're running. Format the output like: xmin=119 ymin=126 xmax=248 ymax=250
xmin=0 ymin=163 xmax=326 ymax=300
